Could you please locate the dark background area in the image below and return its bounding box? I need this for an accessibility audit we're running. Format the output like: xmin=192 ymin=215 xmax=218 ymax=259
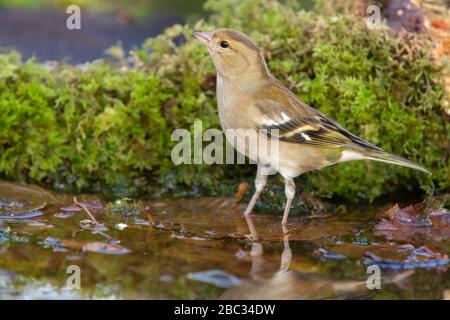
xmin=0 ymin=0 xmax=206 ymax=63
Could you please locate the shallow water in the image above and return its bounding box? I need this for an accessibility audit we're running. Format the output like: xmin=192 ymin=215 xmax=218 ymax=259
xmin=0 ymin=181 xmax=449 ymax=299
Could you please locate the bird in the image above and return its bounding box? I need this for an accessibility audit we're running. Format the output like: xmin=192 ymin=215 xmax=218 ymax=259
xmin=193 ymin=28 xmax=428 ymax=227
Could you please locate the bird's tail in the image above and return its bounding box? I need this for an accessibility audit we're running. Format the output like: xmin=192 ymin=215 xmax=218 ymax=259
xmin=364 ymin=150 xmax=430 ymax=174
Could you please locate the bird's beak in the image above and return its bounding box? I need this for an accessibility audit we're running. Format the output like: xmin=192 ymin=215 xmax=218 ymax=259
xmin=192 ymin=31 xmax=212 ymax=47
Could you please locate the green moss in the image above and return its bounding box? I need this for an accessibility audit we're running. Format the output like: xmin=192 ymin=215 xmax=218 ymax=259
xmin=0 ymin=0 xmax=448 ymax=201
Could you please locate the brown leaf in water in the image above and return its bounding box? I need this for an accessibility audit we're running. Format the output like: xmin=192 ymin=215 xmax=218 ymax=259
xmin=80 ymin=199 xmax=104 ymax=209
xmin=364 ymin=244 xmax=449 ymax=269
xmin=56 ymin=239 xmax=130 ymax=255
xmin=323 ymin=240 xmax=449 ymax=270
xmin=54 ymin=212 xmax=74 ymax=219
xmin=0 ymin=182 xmax=52 ymax=217
xmin=0 ymin=181 xmax=71 ymax=220
xmin=27 ymin=221 xmax=54 ymax=228
xmin=383 ymin=203 xmax=400 ymax=219
xmin=59 ymin=205 xmax=82 ymax=212
xmin=429 ymin=208 xmax=450 ymax=228
xmin=234 ymin=182 xmax=250 ymax=201
xmin=375 ymin=219 xmax=398 ymax=231
xmin=374 ymin=202 xmax=450 ymax=242
xmin=60 ymin=198 xmax=103 ymax=212
xmin=0 ymin=181 xmax=60 ymax=205
xmin=60 ymin=239 xmax=85 ymax=250
xmin=82 ymin=241 xmax=130 ymax=254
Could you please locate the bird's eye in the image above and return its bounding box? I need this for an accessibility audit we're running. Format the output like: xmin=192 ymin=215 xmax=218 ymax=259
xmin=220 ymin=40 xmax=230 ymax=48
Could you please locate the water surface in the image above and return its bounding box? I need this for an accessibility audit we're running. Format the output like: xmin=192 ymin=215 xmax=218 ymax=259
xmin=0 ymin=181 xmax=449 ymax=299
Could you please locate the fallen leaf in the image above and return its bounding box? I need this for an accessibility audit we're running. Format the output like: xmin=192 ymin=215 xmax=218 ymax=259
xmin=54 ymin=212 xmax=75 ymax=219
xmin=59 ymin=205 xmax=82 ymax=212
xmin=375 ymin=202 xmax=450 ymax=242
xmin=234 ymin=182 xmax=250 ymax=201
xmin=82 ymin=241 xmax=130 ymax=254
xmin=314 ymin=248 xmax=346 ymax=260
xmin=187 ymin=269 xmax=241 ymax=289
xmin=60 ymin=239 xmax=85 ymax=250
xmin=80 ymin=199 xmax=104 ymax=209
xmin=375 ymin=219 xmax=398 ymax=231
xmin=0 ymin=210 xmax=45 ymax=219
xmin=365 ymin=244 xmax=449 ymax=270
xmin=383 ymin=203 xmax=400 ymax=219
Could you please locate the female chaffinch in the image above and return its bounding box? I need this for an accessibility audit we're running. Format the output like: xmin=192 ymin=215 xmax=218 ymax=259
xmin=193 ymin=28 xmax=428 ymax=228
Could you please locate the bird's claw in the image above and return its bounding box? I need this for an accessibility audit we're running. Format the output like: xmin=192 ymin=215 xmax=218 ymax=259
xmin=244 ymin=233 xmax=254 ymax=241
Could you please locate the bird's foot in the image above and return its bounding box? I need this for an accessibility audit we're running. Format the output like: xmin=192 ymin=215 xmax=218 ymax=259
xmin=244 ymin=233 xmax=255 ymax=241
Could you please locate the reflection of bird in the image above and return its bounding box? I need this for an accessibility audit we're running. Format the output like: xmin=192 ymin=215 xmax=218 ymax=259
xmin=220 ymin=268 xmax=370 ymax=300
xmin=221 ymin=215 xmax=369 ymax=300
xmin=193 ymin=29 xmax=428 ymax=226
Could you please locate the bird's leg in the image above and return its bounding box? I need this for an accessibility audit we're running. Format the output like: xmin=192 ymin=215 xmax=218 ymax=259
xmin=245 ymin=214 xmax=258 ymax=241
xmin=244 ymin=164 xmax=268 ymax=216
xmin=281 ymin=177 xmax=295 ymax=228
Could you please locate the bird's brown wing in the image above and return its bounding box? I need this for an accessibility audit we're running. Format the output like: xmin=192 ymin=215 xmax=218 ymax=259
xmin=254 ymin=95 xmax=382 ymax=151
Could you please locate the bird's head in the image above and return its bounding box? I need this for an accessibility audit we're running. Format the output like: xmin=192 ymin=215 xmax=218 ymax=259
xmin=193 ymin=28 xmax=269 ymax=81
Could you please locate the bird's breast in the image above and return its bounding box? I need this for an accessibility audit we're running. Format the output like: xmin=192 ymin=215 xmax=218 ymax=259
xmin=216 ymin=77 xmax=254 ymax=131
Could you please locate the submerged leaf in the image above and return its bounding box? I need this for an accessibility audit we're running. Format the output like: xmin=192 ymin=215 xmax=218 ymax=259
xmin=375 ymin=203 xmax=450 ymax=242
xmin=82 ymin=242 xmax=130 ymax=254
xmin=187 ymin=270 xmax=241 ymax=289
xmin=365 ymin=245 xmax=450 ymax=270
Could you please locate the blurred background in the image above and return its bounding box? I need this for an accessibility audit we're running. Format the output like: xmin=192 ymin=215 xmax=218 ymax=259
xmin=0 ymin=0 xmax=446 ymax=63
xmin=0 ymin=0 xmax=210 ymax=63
